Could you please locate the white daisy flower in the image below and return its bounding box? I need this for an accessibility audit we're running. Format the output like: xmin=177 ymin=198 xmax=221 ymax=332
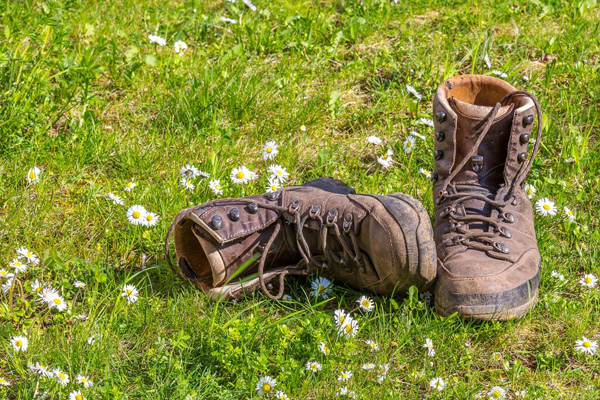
xmin=38 ymin=286 xmax=58 ymax=303
xmin=319 ymin=342 xmax=330 ymax=356
xmin=1 ymin=277 xmax=15 ymax=294
xmin=16 ymin=247 xmax=39 ymax=265
xmin=311 ymin=277 xmax=332 ymax=299
xmin=10 ymin=258 xmax=27 ymax=273
xmin=377 ymin=149 xmax=394 ymax=169
xmin=54 ymin=369 xmax=70 ymax=386
xmin=266 ymin=179 xmax=280 ymax=193
xmin=122 ymin=284 xmax=139 ymax=304
xmin=179 ymin=164 xmax=200 ymax=178
xmin=424 ymin=338 xmax=435 ymax=357
xmin=484 ymin=53 xmax=492 ymax=69
xmin=11 ymin=335 xmax=28 ymax=352
xmin=406 ymin=84 xmax=422 ymax=100
xmin=419 ymin=117 xmax=434 ymax=127
xmin=174 ymin=40 xmax=188 ymax=55
xmin=492 ymin=70 xmax=508 ymax=78
xmin=73 ymin=281 xmax=86 ymax=289
xmin=488 ymin=386 xmax=506 ymax=399
xmin=0 ymin=269 xmax=14 ymax=279
xmin=274 ymin=391 xmax=289 ymax=400
xmin=126 ymin=205 xmax=147 ymax=225
xmin=365 ymin=340 xmax=379 ymax=351
xmin=28 ymin=362 xmax=52 ymax=378
xmin=334 ymin=309 xmax=348 ymax=326
xmin=256 ymin=376 xmax=276 ymax=397
xmin=262 ymin=141 xmax=279 ymax=160
xmin=69 ymin=391 xmax=86 ymax=400
xmin=429 ymin=377 xmax=446 ymax=391
xmin=220 ymin=16 xmax=238 ymax=24
xmin=338 ymin=370 xmax=353 ymax=381
xmin=0 ymin=377 xmax=10 ymax=386
xmin=300 ymin=125 xmax=307 ymax=131
xmin=76 ymin=374 xmax=93 ymax=387
xmin=337 ymin=317 xmax=359 ymax=339
xmin=575 ymin=336 xmax=598 ymax=355
xmin=47 ymin=292 xmax=68 ymax=311
xmin=305 ymin=361 xmax=322 ymax=372
xmin=580 ymin=273 xmax=598 ymax=288
xmin=403 ymin=136 xmax=416 ymax=153
xmin=419 ymin=168 xmax=432 ymax=179
xmin=124 ymin=181 xmax=136 ymax=191
xmin=31 ymin=279 xmax=44 ymax=294
xmin=367 ymin=135 xmax=382 ymax=145
xmin=523 ymin=184 xmax=536 ymax=198
xmin=409 ymin=130 xmax=426 ymax=140
xmin=564 ymin=206 xmax=576 ymax=222
xmin=535 ymin=197 xmax=557 ymax=216
xmin=148 ymin=34 xmax=166 ymax=46
xmin=27 ymin=166 xmax=41 ymax=183
xmin=107 ymin=192 xmax=124 ymax=205
xmin=491 ymin=352 xmax=502 ymax=362
xmin=551 ymin=270 xmax=565 ymax=281
xmin=356 ymin=295 xmax=375 ymax=312
xmin=230 ymin=166 xmax=252 ymax=185
xmin=181 ymin=178 xmax=195 ymax=191
xmin=242 ymin=0 xmax=257 ymax=11
xmin=87 ymin=335 xmax=97 ymax=346
xmin=361 ymin=363 xmax=375 ymax=370
xmin=209 ymin=179 xmax=224 ymax=195
xmin=377 ymin=364 xmax=389 ymax=381
xmin=268 ymin=164 xmax=289 ymax=183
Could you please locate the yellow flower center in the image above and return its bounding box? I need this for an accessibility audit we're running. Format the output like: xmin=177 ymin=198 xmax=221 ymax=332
xmin=76 ymin=395 xmax=83 ymax=400
xmin=361 ymin=299 xmax=370 ymax=308
xmin=271 ymin=185 xmax=277 ymax=191
xmin=406 ymin=141 xmax=412 ymax=147
xmin=343 ymin=373 xmax=348 ymax=378
xmin=266 ymin=147 xmax=272 ymax=153
xmin=16 ymin=340 xmax=22 ymax=347
xmin=317 ymin=285 xmax=325 ymax=293
xmin=584 ymin=341 xmax=591 ymax=348
xmin=324 ymin=346 xmax=330 ymax=354
xmin=0 ymin=378 xmax=5 ymax=383
xmin=263 ymin=384 xmax=271 ymax=392
xmin=133 ymin=211 xmax=141 ymax=218
xmin=186 ymin=180 xmax=191 ymax=186
xmin=54 ymin=298 xmax=62 ymax=305
xmin=543 ymin=204 xmax=550 ymax=210
xmin=526 ymin=188 xmax=532 ymax=194
xmin=568 ymin=211 xmax=573 ymax=216
xmin=36 ymin=286 xmax=42 ymax=293
xmin=146 ymin=215 xmax=153 ymax=221
xmin=236 ymin=171 xmax=245 ymax=179
xmin=585 ymin=277 xmax=592 ymax=284
xmin=127 ymin=289 xmax=133 ymax=295
xmin=29 ymin=171 xmax=36 ymax=179
xmin=127 ymin=182 xmax=132 ymax=187
xmin=16 ymin=262 xmax=21 ymax=266
xmin=345 ymin=324 xmax=352 ymax=333
xmin=81 ymin=378 xmax=87 ymax=382
xmin=383 ymin=154 xmax=388 ymax=160
xmin=27 ymin=252 xmax=32 ymax=257
xmin=58 ymin=373 xmax=65 ymax=380
xmin=340 ymin=315 xmax=345 ymax=324
xmin=436 ymin=381 xmax=442 ymax=387
xmin=424 ymin=170 xmax=430 ymax=174
xmin=492 ymin=391 xmax=501 ymax=398
xmin=215 ymin=184 xmax=221 ymax=190
xmin=370 ymin=343 xmax=376 ymax=348
xmin=277 ymin=170 xmax=282 ymax=176
xmin=0 ymin=271 xmax=5 ymax=276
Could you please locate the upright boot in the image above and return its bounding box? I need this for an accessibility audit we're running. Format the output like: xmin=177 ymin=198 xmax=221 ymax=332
xmin=431 ymin=75 xmax=543 ymax=320
xmin=166 ymin=177 xmax=436 ymax=301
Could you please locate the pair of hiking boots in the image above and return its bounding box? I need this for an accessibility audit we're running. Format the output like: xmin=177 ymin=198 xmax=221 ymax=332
xmin=165 ymin=75 xmax=543 ymax=321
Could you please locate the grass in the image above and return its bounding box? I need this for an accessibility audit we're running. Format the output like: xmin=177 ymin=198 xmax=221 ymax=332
xmin=1 ymin=0 xmax=600 ymax=398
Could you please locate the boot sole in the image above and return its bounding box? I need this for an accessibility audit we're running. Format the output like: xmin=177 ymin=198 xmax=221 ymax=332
xmin=433 ymin=262 xmax=541 ymax=320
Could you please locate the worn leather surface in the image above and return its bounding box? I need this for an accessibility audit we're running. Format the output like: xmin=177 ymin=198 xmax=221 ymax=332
xmin=432 ymin=75 xmax=541 ymax=299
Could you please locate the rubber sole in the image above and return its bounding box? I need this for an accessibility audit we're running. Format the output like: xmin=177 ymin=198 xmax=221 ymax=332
xmin=434 ymin=262 xmax=541 ymax=321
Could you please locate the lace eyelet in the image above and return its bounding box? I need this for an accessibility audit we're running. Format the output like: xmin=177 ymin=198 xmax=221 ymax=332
xmin=440 ymin=206 xmax=455 ymax=217
xmin=500 ymin=212 xmax=515 ymax=223
xmin=288 ymin=200 xmax=302 ymax=215
xmin=493 ymin=241 xmax=510 ymax=254
xmin=343 ymin=213 xmax=353 ymax=233
xmin=326 ymin=209 xmax=339 ymax=226
xmin=309 ymin=203 xmax=322 ymax=218
xmin=496 ymin=227 xmax=512 ymax=238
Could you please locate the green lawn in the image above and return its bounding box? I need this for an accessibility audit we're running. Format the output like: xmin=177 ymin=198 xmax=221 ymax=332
xmin=1 ymin=0 xmax=600 ymax=398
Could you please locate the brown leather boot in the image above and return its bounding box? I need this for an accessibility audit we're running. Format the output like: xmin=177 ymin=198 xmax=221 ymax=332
xmin=431 ymin=75 xmax=543 ymax=320
xmin=165 ymin=177 xmax=436 ymax=301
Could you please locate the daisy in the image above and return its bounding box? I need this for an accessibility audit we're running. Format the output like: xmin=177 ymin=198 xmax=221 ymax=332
xmin=403 ymin=136 xmax=416 ymax=153
xmin=377 ymin=364 xmax=389 ymax=380
xmin=409 ymin=130 xmax=426 ymax=140
xmin=491 ymin=352 xmax=502 ymax=362
xmin=0 ymin=269 xmax=14 ymax=279
xmin=126 ymin=205 xmax=147 ymax=225
xmin=262 ymin=141 xmax=279 ymax=160
xmin=338 ymin=370 xmax=353 ymax=381
xmin=31 ymin=279 xmax=45 ymax=294
xmin=107 ymin=193 xmax=124 ymax=205
xmin=406 ymin=84 xmax=422 ymax=100
xmin=523 ymin=184 xmax=536 ymax=199
xmin=419 ymin=117 xmax=434 ymax=127
xmin=27 ymin=166 xmax=41 ymax=183
xmin=54 ymin=369 xmax=70 ymax=386
xmin=122 ymin=284 xmax=139 ymax=304
xmin=209 ymin=179 xmax=223 ymax=195
xmin=430 ymin=377 xmax=446 ymax=391
xmin=311 ymin=277 xmax=332 ymax=299
xmin=274 ymin=391 xmax=289 ymax=400
xmin=488 ymin=386 xmax=506 ymax=399
xmin=305 ymin=361 xmax=322 ymax=372
xmin=73 ymin=281 xmax=86 ymax=289
xmin=424 ymin=338 xmax=435 ymax=357
xmin=10 ymin=258 xmax=27 ymax=273
xmin=0 ymin=377 xmax=9 ymax=386
xmin=356 ymin=295 xmax=375 ymax=312
xmin=47 ymin=292 xmax=68 ymax=311
xmin=484 ymin=53 xmax=492 ymax=69
xmin=174 ymin=40 xmax=188 ymax=55
xmin=535 ymin=198 xmax=557 ymax=216
xmin=38 ymin=286 xmax=59 ymax=304
xmin=266 ymin=179 xmax=280 ymax=193
xmin=551 ymin=270 xmax=565 ymax=281
xmin=362 ymin=363 xmax=375 ymax=370
xmin=242 ymin=0 xmax=257 ymax=11
xmin=367 ymin=135 xmax=382 ymax=145
xmin=580 ymin=273 xmax=598 ymax=288
xmin=17 ymin=246 xmax=39 ymax=265
xmin=124 ymin=181 xmax=136 ymax=191
xmin=334 ymin=309 xmax=348 ymax=326
xmin=564 ymin=207 xmax=576 ymax=222
xmin=220 ymin=16 xmax=238 ymax=24
xmin=300 ymin=125 xmax=307 ymax=131
xmin=319 ymin=342 xmax=330 ymax=356
xmin=181 ymin=178 xmax=195 ymax=190
xmin=365 ymin=340 xmax=379 ymax=351
xmin=179 ymin=164 xmax=200 ymax=178
xmin=148 ymin=34 xmax=166 ymax=46
xmin=492 ymin=70 xmax=508 ymax=78
xmin=337 ymin=317 xmax=359 ymax=339
xmin=256 ymin=376 xmax=276 ymax=397
xmin=11 ymin=335 xmax=28 ymax=352
xmin=575 ymin=336 xmax=598 ymax=355
xmin=377 ymin=149 xmax=394 ymax=168
xmin=1 ymin=278 xmax=14 ymax=294
xmin=87 ymin=335 xmax=97 ymax=345
xmin=69 ymin=391 xmax=86 ymax=400
xmin=28 ymin=362 xmax=52 ymax=378
xmin=76 ymin=374 xmax=93 ymax=387
xmin=230 ymin=166 xmax=252 ymax=185
xmin=268 ymin=164 xmax=289 ymax=183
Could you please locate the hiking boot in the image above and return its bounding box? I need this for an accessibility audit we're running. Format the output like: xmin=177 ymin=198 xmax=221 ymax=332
xmin=431 ymin=75 xmax=543 ymax=320
xmin=165 ymin=177 xmax=436 ymax=301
